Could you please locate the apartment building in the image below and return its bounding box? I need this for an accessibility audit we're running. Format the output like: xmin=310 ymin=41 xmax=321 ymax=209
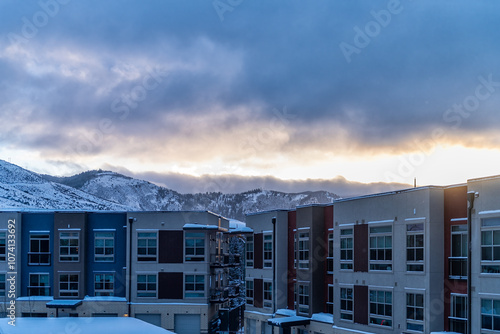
xmin=467 ymin=175 xmax=500 ymax=334
xmin=243 ymin=186 xmax=466 ymax=334
xmin=244 ymin=206 xmax=334 ymax=334
xmin=0 ymin=210 xmax=241 ymax=334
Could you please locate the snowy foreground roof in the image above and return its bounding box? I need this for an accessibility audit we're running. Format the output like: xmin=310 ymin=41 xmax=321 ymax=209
xmin=0 ymin=317 xmax=175 ymax=334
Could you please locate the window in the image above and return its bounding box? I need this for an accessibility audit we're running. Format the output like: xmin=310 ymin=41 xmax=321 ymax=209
xmin=137 ymin=232 xmax=157 ymax=262
xmin=369 ymin=290 xmax=392 ymax=327
xmin=327 ymin=232 xmax=334 ymax=273
xmin=0 ymin=274 xmax=5 ymax=297
xmin=29 ymin=273 xmax=50 ymax=296
xmin=246 ymin=235 xmax=254 ymax=267
xmin=246 ymin=280 xmax=254 ymax=305
xmin=264 ymin=281 xmax=272 ymax=308
xmin=29 ymin=234 xmax=50 ymax=265
xmin=450 ymin=225 xmax=468 ymax=278
xmin=481 ymin=218 xmax=500 ymax=273
xmin=369 ymin=226 xmax=392 ymax=271
xmin=185 ymin=274 xmax=204 ymax=298
xmin=95 ymin=232 xmax=114 ymax=262
xmin=406 ymin=293 xmax=424 ymax=332
xmin=0 ymin=232 xmax=5 ymax=261
xmin=481 ymin=298 xmax=500 ymax=331
xmin=185 ymin=232 xmax=205 ymax=262
xmin=449 ymin=294 xmax=467 ymax=334
xmin=264 ymin=234 xmax=273 ymax=268
xmin=340 ymin=229 xmax=353 ymax=270
xmin=340 ymin=287 xmax=353 ymax=321
xmin=327 ymin=285 xmax=334 ymax=314
xmin=59 ymin=273 xmax=79 ymax=297
xmin=297 ymin=284 xmax=309 ymax=314
xmin=95 ymin=273 xmax=114 ymax=296
xmin=407 ymin=223 xmax=424 ymax=272
xmin=59 ymin=232 xmax=79 ymax=262
xmin=298 ymin=232 xmax=310 ymax=269
xmin=137 ymin=274 xmax=157 ymax=297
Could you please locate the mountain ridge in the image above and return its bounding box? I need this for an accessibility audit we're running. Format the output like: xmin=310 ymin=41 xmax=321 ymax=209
xmin=0 ymin=160 xmax=340 ymax=220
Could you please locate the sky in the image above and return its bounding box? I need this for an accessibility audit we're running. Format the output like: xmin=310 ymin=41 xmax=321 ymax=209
xmin=1 ymin=0 xmax=500 ymax=195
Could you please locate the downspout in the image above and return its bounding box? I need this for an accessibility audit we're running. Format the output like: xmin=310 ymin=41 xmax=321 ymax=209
xmin=272 ymin=217 xmax=277 ymax=315
xmin=467 ymin=191 xmax=477 ymax=334
xmin=128 ymin=217 xmax=134 ymax=318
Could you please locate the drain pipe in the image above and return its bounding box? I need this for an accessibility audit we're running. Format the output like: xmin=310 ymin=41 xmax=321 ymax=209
xmin=467 ymin=191 xmax=477 ymax=334
xmin=272 ymin=217 xmax=276 ymax=315
xmin=128 ymin=217 xmax=135 ymax=317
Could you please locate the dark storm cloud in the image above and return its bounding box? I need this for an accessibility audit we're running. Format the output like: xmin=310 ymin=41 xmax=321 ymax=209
xmin=1 ymin=0 xmax=500 ymax=159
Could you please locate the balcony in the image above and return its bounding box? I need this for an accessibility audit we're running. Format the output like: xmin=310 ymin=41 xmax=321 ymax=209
xmin=210 ymin=254 xmax=241 ymax=268
xmin=449 ymin=257 xmax=467 ymax=279
xmin=210 ymin=288 xmax=229 ymax=304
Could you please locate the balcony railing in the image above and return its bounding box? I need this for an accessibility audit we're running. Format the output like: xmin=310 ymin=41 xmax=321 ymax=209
xmin=210 ymin=288 xmax=229 ymax=303
xmin=449 ymin=257 xmax=467 ymax=279
xmin=449 ymin=317 xmax=467 ymax=334
xmin=210 ymin=254 xmax=241 ymax=268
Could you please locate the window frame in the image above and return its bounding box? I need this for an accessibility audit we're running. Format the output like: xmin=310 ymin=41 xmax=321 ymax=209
xmin=297 ymin=283 xmax=310 ymax=315
xmin=263 ymin=281 xmax=273 ymax=308
xmin=59 ymin=231 xmax=79 ymax=262
xmin=29 ymin=233 xmax=51 ymax=265
xmin=94 ymin=273 xmax=114 ymax=296
xmin=0 ymin=231 xmax=6 ymax=262
xmin=298 ymin=231 xmax=310 ymax=270
xmin=369 ymin=289 xmax=393 ymax=328
xmin=481 ymin=218 xmax=500 ymax=274
xmin=185 ymin=232 xmax=205 ymax=262
xmin=263 ymin=234 xmax=273 ymax=268
xmin=480 ymin=298 xmax=500 ymax=332
xmin=185 ymin=274 xmax=205 ymax=298
xmin=327 ymin=231 xmax=334 ymax=273
xmin=137 ymin=231 xmax=157 ymax=262
xmin=246 ymin=235 xmax=254 ymax=268
xmin=0 ymin=273 xmax=5 ymax=297
xmin=327 ymin=284 xmax=334 ymax=314
xmin=449 ymin=225 xmax=468 ymax=279
xmin=59 ymin=273 xmax=79 ymax=297
xmin=340 ymin=286 xmax=354 ymax=322
xmin=340 ymin=228 xmax=353 ymax=270
xmin=246 ymin=279 xmax=254 ymax=305
xmin=406 ymin=223 xmax=424 ymax=272
xmin=137 ymin=273 xmax=157 ymax=298
xmin=406 ymin=292 xmax=424 ymax=332
xmin=28 ymin=273 xmax=50 ymax=296
xmin=369 ymin=225 xmax=393 ymax=271
xmin=449 ymin=293 xmax=467 ymax=330
xmin=94 ymin=231 xmax=115 ymax=262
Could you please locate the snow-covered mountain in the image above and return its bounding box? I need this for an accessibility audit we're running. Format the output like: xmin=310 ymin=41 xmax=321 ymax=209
xmin=0 ymin=160 xmax=129 ymax=211
xmin=0 ymin=160 xmax=340 ymax=220
xmin=45 ymin=170 xmax=340 ymax=220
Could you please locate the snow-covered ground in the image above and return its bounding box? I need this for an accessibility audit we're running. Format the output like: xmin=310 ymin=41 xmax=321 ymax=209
xmin=0 ymin=317 xmax=175 ymax=334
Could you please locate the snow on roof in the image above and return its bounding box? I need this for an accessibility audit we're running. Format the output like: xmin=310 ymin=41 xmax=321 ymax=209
xmin=275 ymin=309 xmax=296 ymax=317
xmin=46 ymin=299 xmax=82 ymax=308
xmin=311 ymin=313 xmax=334 ymax=324
xmin=17 ymin=296 xmax=53 ymax=301
xmin=83 ymin=296 xmax=127 ymax=302
xmin=0 ymin=317 xmax=175 ymax=334
xmin=228 ymin=226 xmax=253 ymax=234
xmin=268 ymin=315 xmax=310 ymax=327
xmin=183 ymin=223 xmax=223 ymax=230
